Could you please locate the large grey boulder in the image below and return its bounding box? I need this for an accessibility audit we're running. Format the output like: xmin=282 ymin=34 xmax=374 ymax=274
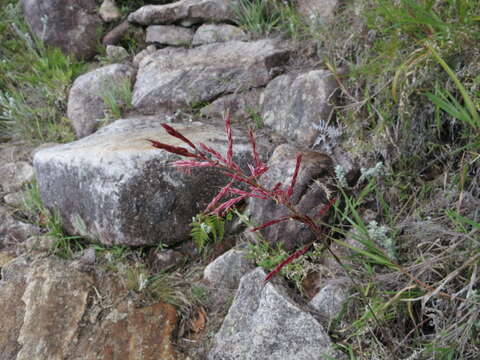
xmin=146 ymin=25 xmax=194 ymax=46
xmin=21 ymin=0 xmax=102 ymax=59
xmin=128 ymin=0 xmax=238 ymax=26
xmin=208 ymin=268 xmax=340 ymax=360
xmin=260 ymin=70 xmax=337 ymax=148
xmin=248 ymin=144 xmax=334 ymax=251
xmin=133 ymin=39 xmax=290 ymax=113
xmin=192 ymin=24 xmax=249 ymax=45
xmin=33 ymin=116 xmax=254 ymax=246
xmin=67 ymin=64 xmax=136 ymax=138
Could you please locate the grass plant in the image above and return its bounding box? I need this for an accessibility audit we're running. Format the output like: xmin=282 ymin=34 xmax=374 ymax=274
xmin=0 ymin=1 xmax=84 ymax=143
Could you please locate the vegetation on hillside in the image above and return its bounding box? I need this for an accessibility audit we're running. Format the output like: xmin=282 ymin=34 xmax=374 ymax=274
xmin=1 ymin=0 xmax=479 ymax=359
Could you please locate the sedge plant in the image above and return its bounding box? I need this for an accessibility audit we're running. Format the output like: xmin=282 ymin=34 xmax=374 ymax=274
xmin=147 ymin=114 xmax=337 ymax=281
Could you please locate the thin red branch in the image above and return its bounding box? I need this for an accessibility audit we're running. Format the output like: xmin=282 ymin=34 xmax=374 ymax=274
xmin=264 ymin=243 xmax=312 ymax=283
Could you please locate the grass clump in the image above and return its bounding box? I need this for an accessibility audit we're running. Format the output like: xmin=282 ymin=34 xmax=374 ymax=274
xmin=22 ymin=181 xmax=85 ymax=259
xmin=0 ymin=1 xmax=85 ymax=143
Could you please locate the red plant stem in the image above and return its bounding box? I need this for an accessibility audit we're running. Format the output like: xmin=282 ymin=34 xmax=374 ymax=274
xmin=264 ymin=242 xmax=313 ymax=283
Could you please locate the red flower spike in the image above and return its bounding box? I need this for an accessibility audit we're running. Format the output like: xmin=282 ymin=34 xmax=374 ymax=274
xmin=199 ymin=143 xmax=228 ymax=164
xmin=205 ymin=181 xmax=234 ymax=213
xmin=212 ymin=195 xmax=247 ymax=215
xmin=225 ymin=113 xmax=234 ymax=166
xmin=315 ymin=197 xmax=337 ymax=218
xmin=287 ymin=154 xmax=302 ymax=198
xmin=161 ymin=124 xmax=197 ymax=150
xmin=264 ymin=243 xmax=312 ymax=283
xmin=171 ymin=160 xmax=213 ymax=168
xmin=248 ymin=128 xmax=262 ymax=169
xmin=147 ymin=139 xmax=197 ymax=158
xmin=251 ymin=216 xmax=290 ymax=232
xmin=229 ymin=187 xmax=268 ymax=199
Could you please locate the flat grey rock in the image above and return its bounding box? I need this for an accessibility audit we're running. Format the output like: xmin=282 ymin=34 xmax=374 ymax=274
xmin=133 ymin=39 xmax=290 ymax=113
xmin=146 ymin=25 xmax=194 ymax=46
xmin=192 ymin=24 xmax=249 ymax=45
xmin=128 ymin=0 xmax=239 ymax=26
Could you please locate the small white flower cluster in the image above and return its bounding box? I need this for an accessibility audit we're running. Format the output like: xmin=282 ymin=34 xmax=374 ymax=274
xmin=311 ymin=120 xmax=343 ymax=153
xmin=359 ymin=161 xmax=384 ymax=182
xmin=334 ymin=164 xmax=348 ymax=188
xmin=367 ymin=220 xmax=396 ymax=261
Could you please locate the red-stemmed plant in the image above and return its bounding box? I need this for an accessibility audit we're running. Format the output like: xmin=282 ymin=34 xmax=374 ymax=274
xmin=147 ymin=114 xmax=336 ymax=282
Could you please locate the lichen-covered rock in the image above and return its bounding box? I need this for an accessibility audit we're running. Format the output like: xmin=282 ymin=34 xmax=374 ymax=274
xmin=0 ymin=161 xmax=34 ymax=193
xmin=203 ymin=249 xmax=254 ymax=289
xmin=248 ymin=144 xmax=334 ymax=250
xmin=21 ymin=0 xmax=102 ymax=59
xmin=67 ymin=63 xmax=136 ymax=138
xmin=3 ymin=191 xmax=27 ymax=208
xmin=146 ymin=25 xmax=194 ymax=46
xmin=128 ymin=0 xmax=238 ymax=26
xmin=34 ymin=116 xmax=254 ymax=246
xmin=133 ymin=39 xmax=290 ymax=113
xmin=260 ymin=70 xmax=337 ymax=148
xmin=208 ymin=267 xmax=340 ymax=360
xmin=192 ymin=24 xmax=249 ymax=45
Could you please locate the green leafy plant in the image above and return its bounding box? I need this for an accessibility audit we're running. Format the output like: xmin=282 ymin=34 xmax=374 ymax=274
xmin=190 ymin=212 xmax=232 ymax=252
xmin=101 ymin=78 xmax=133 ymax=120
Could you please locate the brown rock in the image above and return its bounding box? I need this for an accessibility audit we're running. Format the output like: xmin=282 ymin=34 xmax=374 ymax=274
xmin=102 ymin=20 xmax=130 ymax=45
xmin=16 ymin=257 xmax=93 ymax=360
xmin=248 ymin=144 xmax=334 ymax=251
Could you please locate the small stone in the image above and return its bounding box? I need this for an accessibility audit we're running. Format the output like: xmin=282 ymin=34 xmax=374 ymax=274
xmin=100 ymin=0 xmax=122 ymax=23
xmin=193 ymin=24 xmax=248 ymax=46
xmin=203 ymin=249 xmax=254 ymax=289
xmin=308 ymin=280 xmax=349 ymax=321
xmin=0 ymin=162 xmax=35 ymax=193
xmin=106 ymin=45 xmax=129 ymax=61
xmin=4 ymin=191 xmax=26 ymax=208
xmin=146 ymin=25 xmax=194 ymax=46
xmin=25 ymin=235 xmax=57 ymax=252
xmin=296 ymin=0 xmax=339 ymax=25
